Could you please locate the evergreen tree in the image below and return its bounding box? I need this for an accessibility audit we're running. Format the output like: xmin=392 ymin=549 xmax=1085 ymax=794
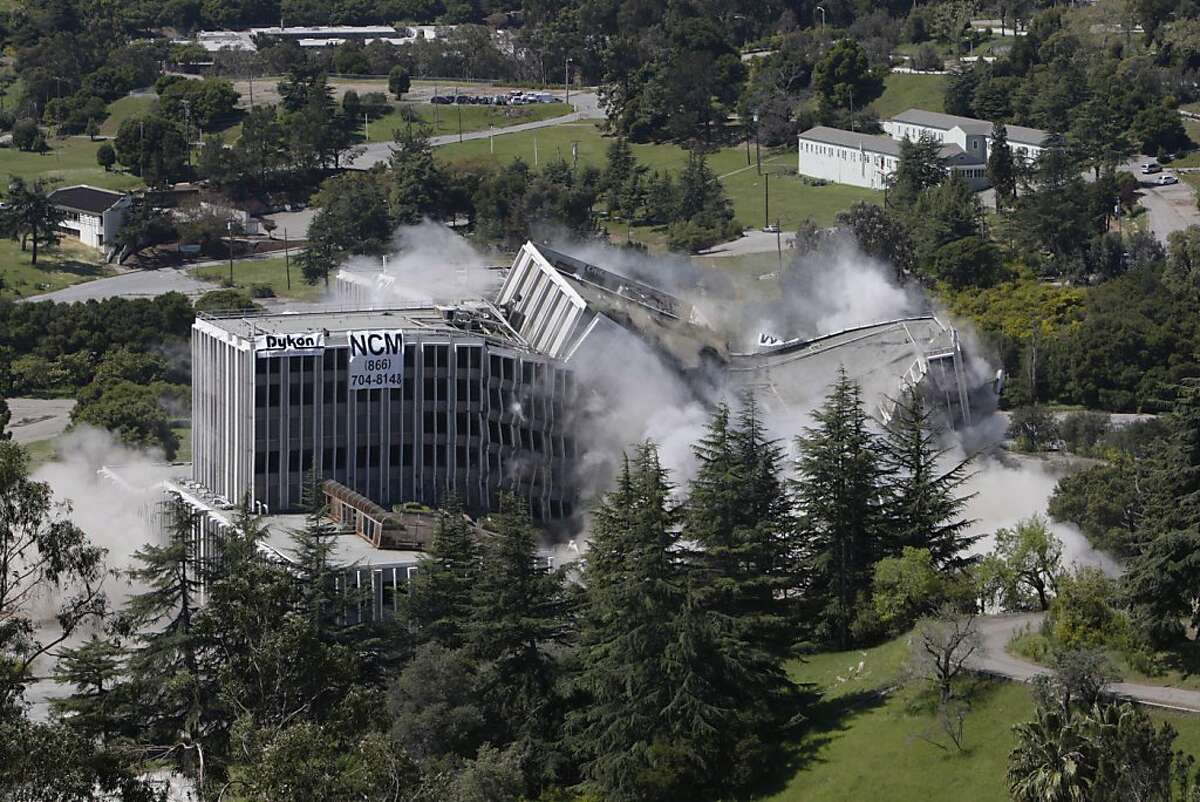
xmin=793 ymin=369 xmax=892 ymax=649
xmin=467 ymin=495 xmax=572 ymax=789
xmin=987 ymin=121 xmax=1016 ymax=210
xmin=405 ymin=495 xmax=480 ymax=649
xmin=685 ymin=393 xmax=795 ymax=655
xmin=602 ymin=136 xmax=637 ymax=218
xmin=889 ymin=134 xmax=947 ymax=210
xmin=1122 ymin=382 xmax=1200 ymax=646
xmin=388 ymin=123 xmax=448 ymax=225
xmin=882 ymin=389 xmax=979 ymax=571
xmin=290 ymin=471 xmax=340 ymax=630
xmin=571 ymin=444 xmax=690 ymax=801
xmin=121 ymin=498 xmax=212 ymax=756
xmin=50 ymin=634 xmax=128 ymax=743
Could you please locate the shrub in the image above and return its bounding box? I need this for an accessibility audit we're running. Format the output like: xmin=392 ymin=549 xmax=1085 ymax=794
xmin=912 ymin=43 xmax=943 ymax=72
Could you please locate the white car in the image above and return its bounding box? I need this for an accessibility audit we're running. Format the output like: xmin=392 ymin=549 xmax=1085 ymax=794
xmin=1141 ymin=162 xmax=1162 ymax=174
xmin=1159 ymin=174 xmax=1179 ymax=185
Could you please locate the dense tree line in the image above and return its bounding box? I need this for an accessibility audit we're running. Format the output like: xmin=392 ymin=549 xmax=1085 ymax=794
xmin=1 ymin=372 xmax=989 ymax=800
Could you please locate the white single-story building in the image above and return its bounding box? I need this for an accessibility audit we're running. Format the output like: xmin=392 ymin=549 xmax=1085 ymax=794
xmin=884 ymin=108 xmax=1049 ymax=163
xmin=797 ymin=126 xmax=989 ymax=191
xmin=50 ymin=185 xmax=131 ymax=253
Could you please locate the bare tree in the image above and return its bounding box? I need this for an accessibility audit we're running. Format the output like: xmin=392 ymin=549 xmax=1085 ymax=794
xmin=909 ymin=605 xmax=981 ymax=752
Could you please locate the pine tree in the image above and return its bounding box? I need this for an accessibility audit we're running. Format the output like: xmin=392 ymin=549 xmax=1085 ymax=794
xmin=685 ymin=393 xmax=795 ymax=654
xmin=405 ymin=494 xmax=480 ymax=649
xmin=603 ymin=136 xmax=636 ymax=217
xmin=793 ymin=369 xmax=892 ymax=649
xmin=882 ymin=389 xmax=979 ymax=571
xmin=1122 ymin=382 xmax=1200 ymax=645
xmin=571 ymin=444 xmax=689 ymax=802
xmin=122 ymin=497 xmax=210 ymax=751
xmin=51 ymin=634 xmax=128 ymax=742
xmin=290 ymin=471 xmax=340 ymax=630
xmin=987 ymin=121 xmax=1016 ymax=209
xmin=467 ymin=495 xmax=571 ymax=789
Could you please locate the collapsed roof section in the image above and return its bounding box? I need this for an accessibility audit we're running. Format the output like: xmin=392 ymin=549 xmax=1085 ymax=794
xmin=497 ymin=242 xmax=978 ymax=428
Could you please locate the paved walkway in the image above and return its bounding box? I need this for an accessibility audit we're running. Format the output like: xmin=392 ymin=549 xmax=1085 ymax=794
xmin=5 ymin=398 xmax=75 ymax=444
xmin=348 ymin=90 xmax=604 ymax=169
xmin=970 ymin=614 xmax=1200 ymax=713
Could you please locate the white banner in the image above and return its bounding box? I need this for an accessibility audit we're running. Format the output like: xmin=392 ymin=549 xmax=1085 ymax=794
xmin=254 ymin=331 xmax=325 ymax=357
xmin=348 ymin=330 xmax=405 ymax=390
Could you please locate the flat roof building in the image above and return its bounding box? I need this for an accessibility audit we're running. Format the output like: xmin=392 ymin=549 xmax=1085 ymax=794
xmin=191 ymin=304 xmax=577 ymax=523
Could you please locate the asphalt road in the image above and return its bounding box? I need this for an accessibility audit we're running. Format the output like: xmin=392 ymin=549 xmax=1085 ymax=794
xmin=1135 ymin=172 xmax=1198 ymax=244
xmin=24 ymin=267 xmax=215 ymax=303
xmin=348 ymin=90 xmax=604 ymax=170
xmin=5 ymin=398 xmax=75 ymax=444
xmin=970 ymin=614 xmax=1200 ymax=713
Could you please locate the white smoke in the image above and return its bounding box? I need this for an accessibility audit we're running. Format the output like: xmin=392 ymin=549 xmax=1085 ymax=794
xmin=339 ymin=220 xmax=504 ymax=305
xmin=33 ymin=426 xmax=175 ymax=604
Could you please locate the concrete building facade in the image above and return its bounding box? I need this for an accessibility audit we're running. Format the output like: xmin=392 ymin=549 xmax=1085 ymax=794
xmin=191 ymin=305 xmax=576 ymax=522
xmin=49 ymin=185 xmax=131 ymax=254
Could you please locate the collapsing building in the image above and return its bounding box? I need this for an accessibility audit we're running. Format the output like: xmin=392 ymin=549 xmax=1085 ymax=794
xmin=495 ymin=242 xmax=980 ymax=428
xmin=122 ymin=240 xmax=983 ymax=621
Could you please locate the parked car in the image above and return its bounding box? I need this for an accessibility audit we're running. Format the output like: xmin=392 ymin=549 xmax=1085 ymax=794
xmin=430 ymin=95 xmax=452 ymax=104
xmin=763 ymin=223 xmax=780 ymax=233
xmin=1141 ymin=162 xmax=1162 ymax=174
xmin=1159 ymin=174 xmax=1179 ymax=185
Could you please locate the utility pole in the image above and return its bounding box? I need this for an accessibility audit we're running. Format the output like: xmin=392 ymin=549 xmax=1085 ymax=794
xmin=227 ymin=220 xmax=235 ymax=285
xmin=456 ymin=88 xmax=463 ymax=143
xmin=763 ymin=171 xmax=769 ymax=229
xmin=489 ymin=123 xmax=494 ymax=154
xmin=565 ymin=57 xmax=573 ymax=108
xmin=754 ymin=112 xmax=761 ymax=175
xmin=534 ymin=134 xmax=538 ymax=167
xmin=776 ymin=218 xmax=782 ymax=273
xmin=283 ymin=227 xmax=290 ymax=290
xmin=746 ymin=121 xmax=751 ymax=165
xmin=182 ymin=100 xmax=192 ymax=167
xmin=816 ymin=5 xmax=826 ymax=28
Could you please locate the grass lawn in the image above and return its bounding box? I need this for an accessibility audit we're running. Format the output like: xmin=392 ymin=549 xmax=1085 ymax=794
xmin=192 ymin=255 xmax=324 ymax=302
xmin=438 ymin=122 xmax=880 ymax=235
xmin=0 ymin=237 xmax=113 ymax=299
xmin=873 ymin=72 xmax=947 ymax=117
xmin=172 ymin=425 xmax=192 ymax=463
xmin=0 ymin=136 xmax=144 ymax=192
xmin=366 ymin=102 xmax=571 ymax=143
xmin=100 ymin=95 xmax=157 ymax=137
xmin=771 ymin=632 xmax=1200 ymax=802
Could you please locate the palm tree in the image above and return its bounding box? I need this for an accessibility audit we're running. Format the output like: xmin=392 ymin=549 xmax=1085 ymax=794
xmin=1008 ymin=706 xmax=1095 ymax=802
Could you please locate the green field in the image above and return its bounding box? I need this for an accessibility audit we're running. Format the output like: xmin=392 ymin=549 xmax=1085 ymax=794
xmin=365 ymin=102 xmax=571 ymax=143
xmin=100 ymin=94 xmax=157 ymax=137
xmin=0 ymin=237 xmax=112 ymax=299
xmin=873 ymin=72 xmax=948 ymax=117
xmin=0 ymin=136 xmax=144 ymax=192
xmin=773 ymin=633 xmax=1200 ymax=802
xmin=192 ymin=255 xmax=324 ymax=302
xmin=438 ymin=122 xmax=881 ymax=233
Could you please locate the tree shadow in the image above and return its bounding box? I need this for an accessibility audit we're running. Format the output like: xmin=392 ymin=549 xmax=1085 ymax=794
xmin=1159 ymin=639 xmax=1200 ymax=680
xmin=739 ymin=683 xmax=891 ymax=800
xmin=40 ymin=257 xmax=106 ymax=277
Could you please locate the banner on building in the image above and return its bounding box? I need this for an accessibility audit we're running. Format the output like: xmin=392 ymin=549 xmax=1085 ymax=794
xmin=254 ymin=331 xmax=325 ymax=357
xmin=348 ymin=330 xmax=405 ymax=389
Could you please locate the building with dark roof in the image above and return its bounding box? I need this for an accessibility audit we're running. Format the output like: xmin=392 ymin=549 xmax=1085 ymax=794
xmin=49 ymin=185 xmax=131 ymax=254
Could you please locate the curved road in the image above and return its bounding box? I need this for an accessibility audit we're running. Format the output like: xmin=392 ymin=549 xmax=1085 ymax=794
xmin=348 ymin=90 xmax=604 ymax=169
xmin=970 ymin=614 xmax=1200 ymax=713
